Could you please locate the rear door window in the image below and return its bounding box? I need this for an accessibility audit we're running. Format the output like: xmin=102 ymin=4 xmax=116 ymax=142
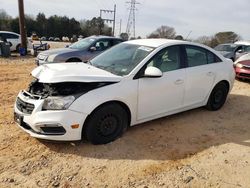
xmin=185 ymin=45 xmax=222 ymax=67
xmin=5 ymin=33 xmax=19 ymax=39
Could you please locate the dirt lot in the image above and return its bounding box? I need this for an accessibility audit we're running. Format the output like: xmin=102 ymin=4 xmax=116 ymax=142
xmin=0 ymin=50 xmax=250 ymax=187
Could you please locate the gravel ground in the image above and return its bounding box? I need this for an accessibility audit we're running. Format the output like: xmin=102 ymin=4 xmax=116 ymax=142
xmin=0 ymin=47 xmax=250 ymax=188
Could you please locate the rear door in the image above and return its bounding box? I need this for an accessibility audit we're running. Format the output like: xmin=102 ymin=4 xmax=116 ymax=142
xmin=183 ymin=45 xmax=222 ymax=107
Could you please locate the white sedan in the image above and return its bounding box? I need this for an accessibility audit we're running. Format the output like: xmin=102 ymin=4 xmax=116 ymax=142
xmin=14 ymin=39 xmax=235 ymax=144
xmin=0 ymin=31 xmax=32 ymax=51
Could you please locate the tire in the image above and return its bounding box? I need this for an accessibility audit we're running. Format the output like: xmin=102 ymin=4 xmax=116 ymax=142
xmin=206 ymin=82 xmax=229 ymax=111
xmin=84 ymin=103 xmax=128 ymax=145
xmin=16 ymin=44 xmax=21 ymax=52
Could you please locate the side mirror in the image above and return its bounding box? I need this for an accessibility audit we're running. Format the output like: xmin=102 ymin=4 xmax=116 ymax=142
xmin=89 ymin=46 xmax=96 ymax=52
xmin=237 ymin=49 xmax=243 ymax=53
xmin=144 ymin=66 xmax=163 ymax=78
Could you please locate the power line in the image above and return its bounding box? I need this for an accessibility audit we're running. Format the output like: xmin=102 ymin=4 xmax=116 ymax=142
xmin=100 ymin=4 xmax=116 ymax=36
xmin=126 ymin=0 xmax=140 ymax=38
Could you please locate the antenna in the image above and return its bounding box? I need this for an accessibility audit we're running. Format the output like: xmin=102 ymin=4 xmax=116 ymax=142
xmin=126 ymin=0 xmax=140 ymax=38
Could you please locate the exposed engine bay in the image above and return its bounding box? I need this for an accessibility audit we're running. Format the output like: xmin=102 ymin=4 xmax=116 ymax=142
xmin=27 ymin=79 xmax=115 ymax=98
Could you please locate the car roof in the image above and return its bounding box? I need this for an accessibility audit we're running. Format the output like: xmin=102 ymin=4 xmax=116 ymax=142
xmin=235 ymin=41 xmax=250 ymax=46
xmin=217 ymin=43 xmax=243 ymax=47
xmin=89 ymin=35 xmax=123 ymax=40
xmin=124 ymin=38 xmax=191 ymax=48
xmin=0 ymin=31 xmax=20 ymax=36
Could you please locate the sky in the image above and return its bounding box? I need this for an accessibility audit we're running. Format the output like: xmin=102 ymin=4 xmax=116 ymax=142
xmin=0 ymin=0 xmax=250 ymax=40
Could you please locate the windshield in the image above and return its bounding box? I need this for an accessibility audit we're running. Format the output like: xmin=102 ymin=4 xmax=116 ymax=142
xmin=215 ymin=44 xmax=236 ymax=52
xmin=69 ymin=37 xmax=95 ymax=49
xmin=245 ymin=46 xmax=250 ymax=52
xmin=91 ymin=43 xmax=154 ymax=76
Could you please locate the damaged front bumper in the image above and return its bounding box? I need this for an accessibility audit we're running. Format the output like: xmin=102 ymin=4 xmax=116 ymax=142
xmin=14 ymin=90 xmax=88 ymax=141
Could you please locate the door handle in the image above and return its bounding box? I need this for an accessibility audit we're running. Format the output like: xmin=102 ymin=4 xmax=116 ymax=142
xmin=207 ymin=72 xmax=214 ymax=76
xmin=175 ymin=79 xmax=184 ymax=85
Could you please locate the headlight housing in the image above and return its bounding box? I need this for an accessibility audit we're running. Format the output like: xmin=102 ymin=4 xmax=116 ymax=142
xmin=42 ymin=96 xmax=75 ymax=110
xmin=236 ymin=63 xmax=243 ymax=68
xmin=47 ymin=54 xmax=57 ymax=62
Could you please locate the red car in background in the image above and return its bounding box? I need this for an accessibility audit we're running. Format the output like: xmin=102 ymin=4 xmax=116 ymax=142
xmin=234 ymin=60 xmax=250 ymax=80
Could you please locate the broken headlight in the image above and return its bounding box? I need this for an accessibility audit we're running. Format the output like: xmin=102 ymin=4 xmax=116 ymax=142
xmin=42 ymin=96 xmax=75 ymax=110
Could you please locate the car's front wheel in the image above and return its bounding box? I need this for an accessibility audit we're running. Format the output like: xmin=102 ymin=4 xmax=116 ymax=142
xmin=206 ymin=82 xmax=229 ymax=111
xmin=83 ymin=103 xmax=128 ymax=145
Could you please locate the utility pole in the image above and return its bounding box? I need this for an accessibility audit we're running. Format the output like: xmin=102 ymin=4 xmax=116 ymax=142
xmin=119 ymin=19 xmax=122 ymax=36
xmin=18 ymin=0 xmax=27 ymax=52
xmin=126 ymin=0 xmax=140 ymax=39
xmin=100 ymin=4 xmax=116 ymax=36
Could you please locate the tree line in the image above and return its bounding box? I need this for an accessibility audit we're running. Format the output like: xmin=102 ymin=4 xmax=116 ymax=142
xmin=0 ymin=9 xmax=242 ymax=47
xmin=147 ymin=25 xmax=241 ymax=47
xmin=0 ymin=9 xmax=112 ymax=38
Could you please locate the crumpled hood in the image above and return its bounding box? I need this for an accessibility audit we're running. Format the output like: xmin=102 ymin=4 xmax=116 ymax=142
xmin=31 ymin=63 xmax=122 ymax=83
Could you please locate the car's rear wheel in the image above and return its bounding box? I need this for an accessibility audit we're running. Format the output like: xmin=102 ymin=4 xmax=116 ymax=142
xmin=206 ymin=82 xmax=229 ymax=111
xmin=84 ymin=103 xmax=128 ymax=145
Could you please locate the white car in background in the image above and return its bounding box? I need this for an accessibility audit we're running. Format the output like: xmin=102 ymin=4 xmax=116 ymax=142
xmin=14 ymin=39 xmax=235 ymax=144
xmin=0 ymin=31 xmax=32 ymax=51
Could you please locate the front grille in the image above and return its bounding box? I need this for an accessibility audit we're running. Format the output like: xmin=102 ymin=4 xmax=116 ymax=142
xmin=40 ymin=126 xmax=66 ymax=135
xmin=37 ymin=54 xmax=47 ymax=61
xmin=16 ymin=97 xmax=35 ymax=114
xmin=243 ymin=66 xmax=250 ymax=70
xmin=239 ymin=73 xmax=250 ymax=78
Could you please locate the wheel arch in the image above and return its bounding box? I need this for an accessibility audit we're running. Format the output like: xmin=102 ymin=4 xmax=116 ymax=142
xmin=216 ymin=80 xmax=230 ymax=91
xmin=205 ymin=80 xmax=230 ymax=104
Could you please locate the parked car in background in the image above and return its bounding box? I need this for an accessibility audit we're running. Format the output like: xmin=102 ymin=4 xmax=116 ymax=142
xmin=235 ymin=45 xmax=250 ymax=60
xmin=36 ymin=35 xmax=124 ymax=65
xmin=234 ymin=53 xmax=250 ymax=67
xmin=54 ymin=37 xmax=60 ymax=42
xmin=0 ymin=31 xmax=20 ymax=51
xmin=0 ymin=31 xmax=32 ymax=51
xmin=49 ymin=37 xmax=54 ymax=41
xmin=235 ymin=40 xmax=250 ymax=46
xmin=78 ymin=35 xmax=84 ymax=41
xmin=31 ymin=33 xmax=39 ymax=41
xmin=214 ymin=43 xmax=247 ymax=61
xmin=40 ymin=36 xmax=47 ymax=41
xmin=15 ymin=39 xmax=235 ymax=144
xmin=62 ymin=36 xmax=70 ymax=42
xmin=234 ymin=59 xmax=250 ymax=80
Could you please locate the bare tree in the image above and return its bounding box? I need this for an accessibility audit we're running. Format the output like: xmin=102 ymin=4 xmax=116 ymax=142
xmin=195 ymin=36 xmax=213 ymax=46
xmin=147 ymin=25 xmax=176 ymax=39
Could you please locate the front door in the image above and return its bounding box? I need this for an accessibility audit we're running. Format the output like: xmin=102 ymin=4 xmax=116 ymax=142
xmin=137 ymin=45 xmax=186 ymax=120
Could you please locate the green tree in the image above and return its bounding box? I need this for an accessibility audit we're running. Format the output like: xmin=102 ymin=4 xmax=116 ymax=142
xmin=0 ymin=9 xmax=11 ymax=30
xmin=36 ymin=13 xmax=47 ymax=36
xmin=214 ymin=31 xmax=241 ymax=43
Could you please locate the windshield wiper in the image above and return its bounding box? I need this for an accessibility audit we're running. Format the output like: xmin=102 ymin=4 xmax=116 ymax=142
xmin=85 ymin=60 xmax=92 ymax=65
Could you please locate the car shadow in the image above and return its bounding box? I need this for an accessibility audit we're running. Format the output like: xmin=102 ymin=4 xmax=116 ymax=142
xmin=41 ymin=94 xmax=250 ymax=161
